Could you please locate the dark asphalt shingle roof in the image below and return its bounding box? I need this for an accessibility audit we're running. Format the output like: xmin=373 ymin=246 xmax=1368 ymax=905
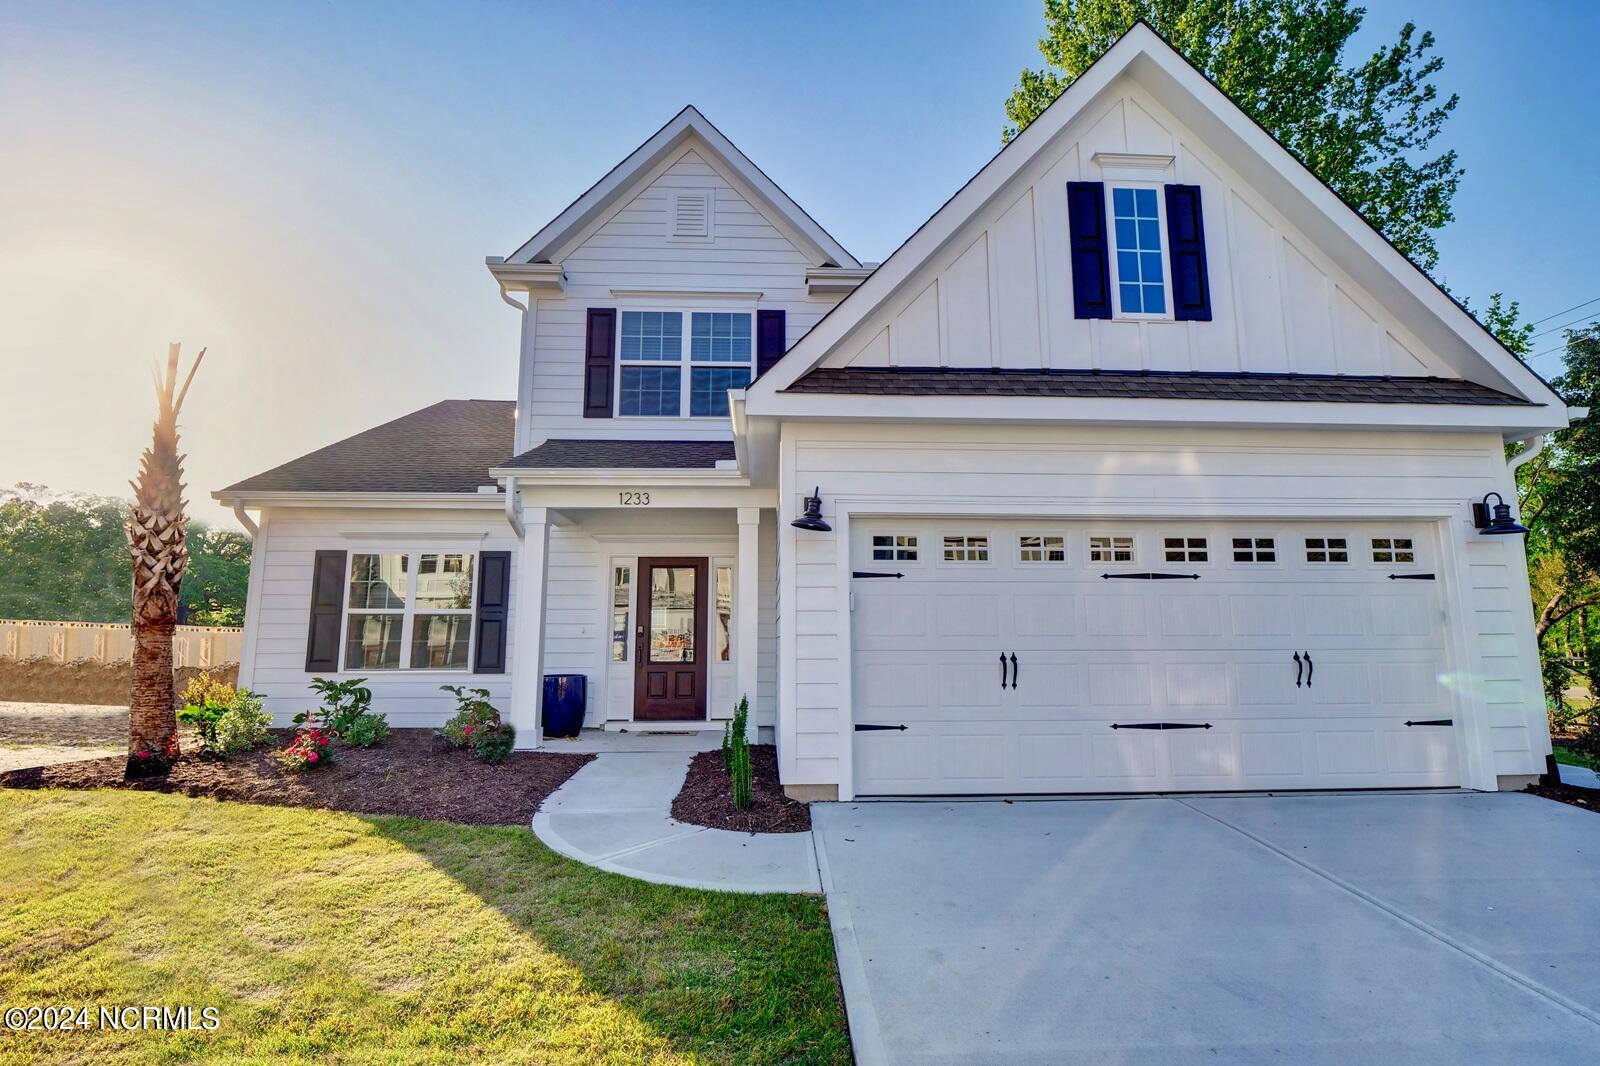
xmin=785 ymin=368 xmax=1534 ymax=406
xmin=500 ymin=438 xmax=736 ymax=470
xmin=218 ymin=400 xmax=514 ymax=496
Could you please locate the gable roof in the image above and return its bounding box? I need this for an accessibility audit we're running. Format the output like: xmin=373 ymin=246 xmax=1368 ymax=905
xmin=215 ymin=400 xmax=513 ymax=498
xmin=505 ymin=105 xmax=858 ymax=269
xmin=786 ymin=368 xmax=1532 ymax=406
xmin=745 ymin=21 xmax=1564 ymax=414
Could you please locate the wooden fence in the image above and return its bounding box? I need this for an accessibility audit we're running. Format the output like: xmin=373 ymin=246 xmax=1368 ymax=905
xmin=0 ymin=619 xmax=243 ymax=669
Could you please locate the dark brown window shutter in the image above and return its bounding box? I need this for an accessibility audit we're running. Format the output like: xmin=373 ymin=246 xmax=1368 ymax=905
xmin=756 ymin=308 xmax=786 ymax=377
xmin=473 ymin=550 xmax=511 ymax=674
xmin=583 ymin=308 xmax=616 ymax=418
xmin=304 ymin=549 xmax=346 ymax=672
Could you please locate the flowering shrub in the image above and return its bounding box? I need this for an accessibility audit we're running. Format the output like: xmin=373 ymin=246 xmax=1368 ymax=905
xmin=280 ymin=728 xmax=335 ymax=770
xmin=126 ymin=735 xmax=181 ymax=777
xmin=439 ymin=684 xmax=516 ymax=765
xmin=298 ymin=677 xmax=389 ymax=749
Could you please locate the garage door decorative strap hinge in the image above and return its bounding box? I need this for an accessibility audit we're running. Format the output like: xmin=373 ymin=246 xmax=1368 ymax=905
xmin=852 ymin=570 xmax=905 ymax=579
xmin=1388 ymin=573 xmax=1436 ymax=580
xmin=1403 ymin=719 xmax=1453 ymax=727
xmin=1101 ymin=572 xmax=1201 ymax=580
xmin=854 ymin=723 xmax=908 ymax=731
xmin=1110 ymin=722 xmax=1213 ymax=730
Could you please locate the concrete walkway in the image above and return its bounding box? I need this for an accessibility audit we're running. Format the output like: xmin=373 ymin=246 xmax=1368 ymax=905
xmin=1559 ymin=761 xmax=1600 ymax=789
xmin=532 ymin=751 xmax=821 ymax=894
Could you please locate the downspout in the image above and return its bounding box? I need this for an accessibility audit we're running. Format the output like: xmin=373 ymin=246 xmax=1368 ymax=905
xmin=504 ymin=475 xmax=525 ymax=539
xmin=1507 ymin=434 xmax=1545 ymax=475
xmin=231 ymin=500 xmax=259 ymax=538
xmin=496 ymin=282 xmax=528 ymax=314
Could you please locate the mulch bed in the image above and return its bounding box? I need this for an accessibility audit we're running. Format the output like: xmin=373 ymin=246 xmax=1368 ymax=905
xmin=0 ymin=729 xmax=592 ymax=826
xmin=671 ymin=744 xmax=811 ymax=833
xmin=1524 ymin=781 xmax=1600 ymax=814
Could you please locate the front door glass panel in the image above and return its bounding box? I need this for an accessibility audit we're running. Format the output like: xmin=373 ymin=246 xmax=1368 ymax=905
xmin=649 ymin=566 xmax=697 ymax=663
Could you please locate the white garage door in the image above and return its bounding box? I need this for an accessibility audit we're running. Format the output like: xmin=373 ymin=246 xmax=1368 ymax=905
xmin=851 ymin=519 xmax=1459 ymax=795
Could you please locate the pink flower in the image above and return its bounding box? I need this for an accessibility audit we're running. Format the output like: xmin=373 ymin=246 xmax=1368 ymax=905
xmin=307 ymin=752 xmax=318 ymax=763
xmin=463 ymin=726 xmax=473 ymax=735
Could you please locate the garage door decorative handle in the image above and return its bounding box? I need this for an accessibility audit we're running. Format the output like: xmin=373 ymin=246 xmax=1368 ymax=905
xmin=852 ymin=570 xmax=904 ymax=579
xmin=1110 ymin=722 xmax=1213 ymax=730
xmin=999 ymin=653 xmax=1008 ymax=690
xmin=1404 ymin=719 xmax=1453 ymax=727
xmin=1010 ymin=653 xmax=1018 ymax=690
xmin=1388 ymin=573 xmax=1436 ymax=580
xmin=1303 ymin=651 xmax=1313 ymax=688
xmin=855 ymin=723 xmax=908 ymax=731
xmin=1293 ymin=651 xmax=1303 ymax=687
xmin=1101 ymin=572 xmax=1201 ymax=580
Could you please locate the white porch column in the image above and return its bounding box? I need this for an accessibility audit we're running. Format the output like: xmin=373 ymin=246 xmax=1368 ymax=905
xmin=510 ymin=506 xmax=550 ymax=750
xmin=736 ymin=506 xmax=761 ymax=742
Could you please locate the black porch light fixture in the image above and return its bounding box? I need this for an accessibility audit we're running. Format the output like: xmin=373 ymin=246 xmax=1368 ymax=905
xmin=791 ymin=487 xmax=832 ymax=532
xmin=1472 ymin=491 xmax=1531 ymax=536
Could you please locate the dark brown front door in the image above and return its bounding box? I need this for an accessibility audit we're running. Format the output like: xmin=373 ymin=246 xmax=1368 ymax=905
xmin=634 ymin=557 xmax=708 ymax=721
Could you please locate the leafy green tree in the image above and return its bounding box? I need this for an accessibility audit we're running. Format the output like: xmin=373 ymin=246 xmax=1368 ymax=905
xmin=0 ymin=484 xmax=250 ymax=625
xmin=1004 ymin=0 xmax=1461 ymax=270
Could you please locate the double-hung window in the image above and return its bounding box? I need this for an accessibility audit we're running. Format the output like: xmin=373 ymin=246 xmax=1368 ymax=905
xmin=617 ymin=310 xmax=752 ymax=418
xmin=343 ymin=551 xmax=476 ymax=671
xmin=1110 ymin=187 xmax=1166 ymax=316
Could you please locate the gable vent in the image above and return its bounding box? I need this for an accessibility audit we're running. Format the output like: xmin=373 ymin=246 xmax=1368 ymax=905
xmin=670 ymin=190 xmax=712 ymax=239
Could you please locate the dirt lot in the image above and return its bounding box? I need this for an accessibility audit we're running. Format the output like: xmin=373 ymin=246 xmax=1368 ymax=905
xmin=0 ymin=658 xmax=236 ymax=706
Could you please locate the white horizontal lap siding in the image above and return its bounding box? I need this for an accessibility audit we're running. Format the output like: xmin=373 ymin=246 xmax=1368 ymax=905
xmin=542 ymin=527 xmax=607 ymax=726
xmin=523 ymin=149 xmax=842 ymax=444
xmin=821 ymin=77 xmax=1451 ymax=380
xmin=244 ymin=507 xmax=518 ymax=729
xmin=776 ymin=423 xmax=1547 ymax=794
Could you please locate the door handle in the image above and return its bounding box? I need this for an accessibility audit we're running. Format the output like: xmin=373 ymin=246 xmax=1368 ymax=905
xmin=1304 ymin=651 xmax=1313 ymax=688
xmin=1010 ymin=653 xmax=1019 ymax=690
xmin=1293 ymin=651 xmax=1302 ymax=688
xmin=999 ymin=653 xmax=1007 ymax=690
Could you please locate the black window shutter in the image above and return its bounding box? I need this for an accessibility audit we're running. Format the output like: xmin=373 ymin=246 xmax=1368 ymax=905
xmin=1165 ymin=184 xmax=1212 ymax=321
xmin=583 ymin=308 xmax=616 ymax=418
xmin=755 ymin=309 xmax=786 ymax=377
xmin=304 ymin=549 xmax=346 ymax=672
xmin=1066 ymin=181 xmax=1112 ymax=319
xmin=473 ymin=550 xmax=512 ymax=674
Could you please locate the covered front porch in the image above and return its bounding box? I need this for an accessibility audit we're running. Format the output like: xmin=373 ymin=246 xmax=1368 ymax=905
xmin=496 ymin=472 xmax=778 ymax=751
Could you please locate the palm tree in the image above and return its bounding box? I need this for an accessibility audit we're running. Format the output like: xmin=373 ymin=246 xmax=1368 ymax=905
xmin=125 ymin=342 xmax=204 ymax=776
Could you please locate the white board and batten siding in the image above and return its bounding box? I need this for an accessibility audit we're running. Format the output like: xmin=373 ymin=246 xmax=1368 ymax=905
xmin=516 ymin=147 xmax=845 ymax=453
xmin=242 ymin=507 xmax=780 ymax=732
xmin=775 ymin=422 xmax=1548 ymax=797
xmin=821 ymin=76 xmax=1449 ymax=380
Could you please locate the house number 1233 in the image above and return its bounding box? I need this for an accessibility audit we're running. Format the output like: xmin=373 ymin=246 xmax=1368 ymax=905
xmin=619 ymin=491 xmax=650 ymax=506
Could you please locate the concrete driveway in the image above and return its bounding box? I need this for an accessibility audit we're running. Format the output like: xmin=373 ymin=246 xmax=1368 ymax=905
xmin=813 ymin=792 xmax=1600 ymax=1065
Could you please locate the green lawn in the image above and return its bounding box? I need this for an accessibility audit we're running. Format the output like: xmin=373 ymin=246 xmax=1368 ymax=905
xmin=0 ymin=790 xmax=848 ymax=1065
xmin=1553 ymin=745 xmax=1599 ymax=772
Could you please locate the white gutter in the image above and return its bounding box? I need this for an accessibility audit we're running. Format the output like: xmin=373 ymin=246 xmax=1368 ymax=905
xmin=1508 ymin=434 xmax=1546 ymax=475
xmin=503 ymin=475 xmax=525 ymax=538
xmin=231 ymin=499 xmax=259 ymax=538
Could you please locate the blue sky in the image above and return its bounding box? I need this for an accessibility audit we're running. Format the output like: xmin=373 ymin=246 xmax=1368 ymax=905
xmin=1 ymin=0 xmax=1595 ymax=525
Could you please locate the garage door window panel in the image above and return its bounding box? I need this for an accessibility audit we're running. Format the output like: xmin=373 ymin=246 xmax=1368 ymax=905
xmin=1232 ymin=537 xmax=1277 ymax=564
xmin=1305 ymin=537 xmax=1350 ymax=564
xmin=941 ymin=535 xmax=990 ymax=563
xmin=1371 ymin=537 xmax=1416 ymax=564
xmin=1089 ymin=535 xmax=1136 ymax=564
xmin=1018 ymin=535 xmax=1066 ymax=564
xmin=871 ymin=534 xmax=919 ymax=562
xmin=1163 ymin=536 xmax=1209 ymax=563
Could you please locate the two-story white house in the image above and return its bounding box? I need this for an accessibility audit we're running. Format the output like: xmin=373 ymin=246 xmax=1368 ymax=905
xmin=217 ymin=24 xmax=1574 ymax=802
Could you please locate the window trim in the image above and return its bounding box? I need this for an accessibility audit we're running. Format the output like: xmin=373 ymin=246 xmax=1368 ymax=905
xmin=614 ymin=307 xmax=754 ymax=420
xmin=1088 ymin=533 xmax=1138 ymax=565
xmin=1017 ymin=533 xmax=1068 ymax=565
xmin=1228 ymin=534 xmax=1281 ymax=566
xmin=339 ymin=548 xmax=478 ymax=673
xmin=1105 ymin=183 xmax=1173 ymax=321
xmin=870 ymin=533 xmax=920 ymax=563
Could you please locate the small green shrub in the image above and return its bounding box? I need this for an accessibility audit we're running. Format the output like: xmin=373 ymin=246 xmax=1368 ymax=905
xmin=439 ymin=685 xmax=516 ymax=764
xmin=300 ymin=677 xmax=388 ymax=748
xmin=177 ymin=700 xmax=228 ymax=753
xmin=180 ymin=670 xmax=235 ymax=712
xmin=724 ymin=696 xmax=753 ymax=810
xmin=212 ymin=690 xmax=272 ymax=757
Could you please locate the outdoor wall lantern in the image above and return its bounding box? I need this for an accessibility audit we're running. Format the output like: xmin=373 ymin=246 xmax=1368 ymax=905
xmin=791 ymin=487 xmax=832 ymax=532
xmin=1472 ymin=491 xmax=1531 ymax=536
